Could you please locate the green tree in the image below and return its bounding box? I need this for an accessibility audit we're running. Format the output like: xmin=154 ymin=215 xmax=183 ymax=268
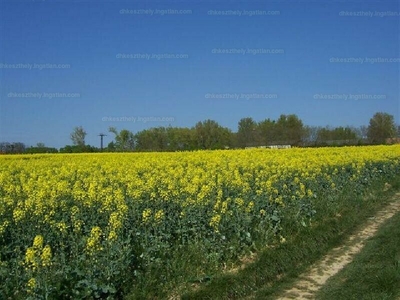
xmin=135 ymin=127 xmax=168 ymax=151
xmin=275 ymin=114 xmax=305 ymax=145
xmin=70 ymin=126 xmax=86 ymax=146
xmin=332 ymin=127 xmax=357 ymax=141
xmin=26 ymin=143 xmax=58 ymax=154
xmin=165 ymin=127 xmax=196 ymax=151
xmin=367 ymin=112 xmax=396 ymax=144
xmin=106 ymin=141 xmax=116 ymax=152
xmin=316 ymin=127 xmax=332 ymax=143
xmin=109 ymin=127 xmax=135 ymax=151
xmin=237 ymin=117 xmax=258 ymax=148
xmin=303 ymin=126 xmax=321 ymax=146
xmin=194 ymin=120 xmax=232 ymax=150
xmin=258 ymin=118 xmax=276 ymax=145
xmin=59 ymin=145 xmax=97 ymax=153
xmin=353 ymin=125 xmax=368 ymax=140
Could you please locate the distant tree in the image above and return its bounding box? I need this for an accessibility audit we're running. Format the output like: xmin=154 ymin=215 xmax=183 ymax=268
xmin=193 ymin=120 xmax=232 ymax=150
xmin=237 ymin=117 xmax=258 ymax=148
xmin=258 ymin=118 xmax=276 ymax=145
xmin=332 ymin=126 xmax=357 ymax=140
xmin=109 ymin=127 xmax=135 ymax=151
xmin=316 ymin=126 xmax=358 ymax=145
xmin=230 ymin=132 xmax=239 ymax=148
xmin=134 ymin=126 xmax=189 ymax=152
xmin=135 ymin=127 xmax=167 ymax=151
xmin=0 ymin=142 xmax=26 ymax=154
xmin=151 ymin=127 xmax=168 ymax=150
xmin=275 ymin=114 xmax=305 ymax=145
xmin=0 ymin=142 xmax=10 ymax=153
xmin=135 ymin=129 xmax=154 ymax=151
xmin=12 ymin=142 xmax=26 ymax=153
xmin=359 ymin=125 xmax=368 ymax=139
xmin=26 ymin=144 xmax=58 ymax=154
xmin=303 ymin=126 xmax=321 ymax=146
xmin=70 ymin=126 xmax=87 ymax=146
xmin=165 ymin=127 xmax=196 ymax=151
xmin=367 ymin=112 xmax=396 ymax=144
xmin=316 ymin=127 xmax=332 ymax=143
xmin=59 ymin=145 xmax=97 ymax=153
xmin=134 ymin=125 xmax=234 ymax=151
xmin=352 ymin=126 xmax=367 ymax=140
xmin=286 ymin=114 xmax=306 ymax=145
xmin=106 ymin=141 xmax=116 ymax=152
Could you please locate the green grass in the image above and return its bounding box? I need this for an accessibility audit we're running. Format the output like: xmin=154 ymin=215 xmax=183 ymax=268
xmin=315 ymin=210 xmax=400 ymax=300
xmin=181 ymin=176 xmax=400 ymax=300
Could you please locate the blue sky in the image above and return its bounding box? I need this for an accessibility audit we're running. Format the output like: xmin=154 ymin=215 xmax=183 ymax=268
xmin=0 ymin=0 xmax=399 ymax=148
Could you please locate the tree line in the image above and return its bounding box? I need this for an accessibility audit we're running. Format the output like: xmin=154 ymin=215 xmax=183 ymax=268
xmin=1 ymin=112 xmax=399 ymax=154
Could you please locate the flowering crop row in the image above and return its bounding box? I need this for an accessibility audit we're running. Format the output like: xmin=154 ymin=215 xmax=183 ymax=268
xmin=0 ymin=146 xmax=399 ymax=298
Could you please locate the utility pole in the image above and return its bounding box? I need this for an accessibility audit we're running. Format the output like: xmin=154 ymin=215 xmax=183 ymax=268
xmin=98 ymin=133 xmax=107 ymax=151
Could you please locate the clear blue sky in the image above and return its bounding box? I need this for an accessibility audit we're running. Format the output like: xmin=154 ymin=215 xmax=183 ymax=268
xmin=0 ymin=0 xmax=399 ymax=148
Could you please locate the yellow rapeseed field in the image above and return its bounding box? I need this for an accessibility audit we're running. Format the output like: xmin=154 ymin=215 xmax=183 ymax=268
xmin=0 ymin=145 xmax=399 ymax=297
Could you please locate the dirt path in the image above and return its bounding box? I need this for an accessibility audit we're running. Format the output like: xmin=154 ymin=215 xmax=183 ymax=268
xmin=276 ymin=192 xmax=400 ymax=300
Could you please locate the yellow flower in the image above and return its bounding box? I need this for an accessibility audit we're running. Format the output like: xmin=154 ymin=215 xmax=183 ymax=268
xmin=108 ymin=212 xmax=123 ymax=230
xmin=24 ymin=236 xmax=52 ymax=270
xmin=85 ymin=226 xmax=103 ymax=255
xmin=234 ymin=198 xmax=244 ymax=207
xmin=209 ymin=214 xmax=221 ymax=232
xmin=73 ymin=219 xmax=83 ymax=233
xmin=27 ymin=277 xmax=36 ymax=291
xmin=13 ymin=208 xmax=25 ymax=223
xmin=25 ymin=248 xmax=38 ymax=270
xmin=154 ymin=210 xmax=164 ymax=223
xmin=142 ymin=208 xmax=152 ymax=223
xmin=0 ymin=221 xmax=9 ymax=235
xmin=245 ymin=201 xmax=254 ymax=213
xmin=56 ymin=222 xmax=68 ymax=234
xmin=41 ymin=245 xmax=52 ymax=267
xmin=33 ymin=235 xmax=43 ymax=249
xmin=221 ymin=201 xmax=228 ymax=214
xmin=275 ymin=196 xmax=284 ymax=206
xmin=107 ymin=230 xmax=118 ymax=242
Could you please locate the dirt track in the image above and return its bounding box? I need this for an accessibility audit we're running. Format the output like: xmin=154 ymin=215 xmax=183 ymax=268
xmin=276 ymin=192 xmax=400 ymax=300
